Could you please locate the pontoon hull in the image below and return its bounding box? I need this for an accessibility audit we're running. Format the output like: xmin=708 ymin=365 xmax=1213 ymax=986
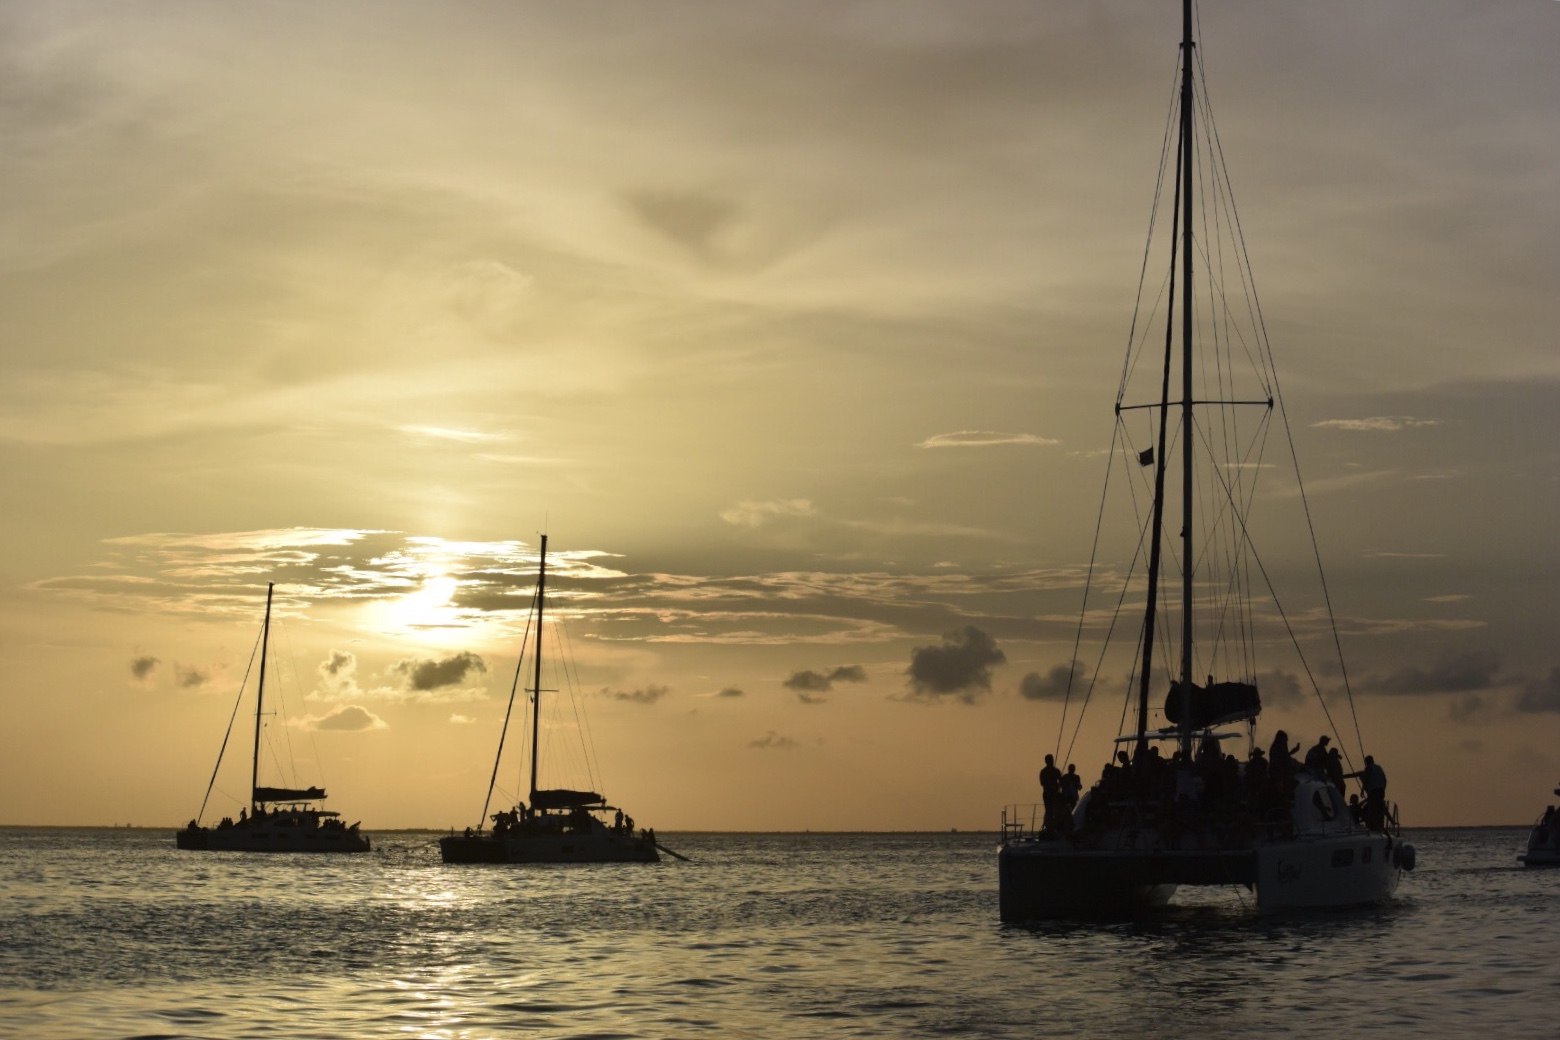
xmin=439 ymin=830 xmax=658 ymax=864
xmin=176 ymin=823 xmax=370 ymax=853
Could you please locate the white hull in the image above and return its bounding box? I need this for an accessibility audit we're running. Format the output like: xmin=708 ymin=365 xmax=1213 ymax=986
xmin=1255 ymin=833 xmax=1402 ymax=911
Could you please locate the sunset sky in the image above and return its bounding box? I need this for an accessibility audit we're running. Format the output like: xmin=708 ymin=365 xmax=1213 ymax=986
xmin=2 ymin=0 xmax=1556 ymax=831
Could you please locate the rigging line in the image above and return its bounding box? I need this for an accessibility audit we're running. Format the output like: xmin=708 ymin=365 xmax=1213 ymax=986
xmin=1120 ymin=60 xmax=1188 ymax=408
xmin=195 ymin=625 xmax=263 ymax=823
xmin=1054 ymin=421 xmax=1124 ymax=758
xmin=1064 ymin=469 xmax=1151 ymax=766
xmin=276 ymin=612 xmax=324 ymax=795
xmin=479 ymin=585 xmax=537 ymax=828
xmin=1197 ymin=424 xmax=1355 ymax=770
xmin=556 ymin=618 xmax=604 ymax=797
xmin=1200 ymin=59 xmax=1368 ymax=758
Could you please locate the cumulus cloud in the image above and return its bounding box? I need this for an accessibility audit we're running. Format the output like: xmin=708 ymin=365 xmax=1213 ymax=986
xmin=748 ymin=731 xmax=798 ymax=750
xmin=449 ymin=713 xmax=477 ymax=725
xmin=1311 ymin=416 xmax=1440 ymax=432
xmin=905 ymin=626 xmax=1005 ymax=703
xmin=175 ymin=664 xmax=211 ymax=689
xmin=130 ymin=655 xmax=160 ymax=682
xmin=917 ymin=431 xmax=1058 ymax=449
xmin=717 ymin=687 xmax=745 ymax=698
xmin=1255 ymin=670 xmax=1306 ymax=710
xmin=390 ymin=651 xmax=487 ymax=692
xmin=1516 ymin=668 xmax=1560 ymax=714
xmin=783 ymin=664 xmax=867 ymax=703
xmin=298 ymin=704 xmax=387 ymax=732
xmin=718 ymin=499 xmax=816 ymax=528
xmin=605 ymin=684 xmax=671 ymax=705
xmin=1366 ymin=650 xmax=1501 ymax=696
xmin=1018 ymin=661 xmax=1085 ymax=702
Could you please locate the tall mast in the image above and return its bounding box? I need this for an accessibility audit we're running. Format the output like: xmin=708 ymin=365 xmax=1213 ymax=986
xmin=1177 ymin=0 xmax=1197 ymax=756
xmin=528 ymin=535 xmax=548 ymax=803
xmin=251 ymin=582 xmax=274 ymax=812
xmin=1132 ymin=0 xmax=1193 ymax=760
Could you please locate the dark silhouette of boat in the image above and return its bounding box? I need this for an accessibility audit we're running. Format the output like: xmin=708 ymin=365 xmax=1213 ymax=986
xmin=997 ymin=0 xmax=1414 ymax=918
xmin=176 ymin=584 xmax=370 ymax=854
xmin=440 ymin=535 xmax=661 ymax=864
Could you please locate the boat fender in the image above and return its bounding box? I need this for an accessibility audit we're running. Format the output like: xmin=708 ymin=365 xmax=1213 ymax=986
xmin=1394 ymin=843 xmax=1417 ymax=871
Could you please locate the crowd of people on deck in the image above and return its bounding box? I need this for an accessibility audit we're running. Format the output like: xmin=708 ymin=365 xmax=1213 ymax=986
xmin=1038 ymin=730 xmax=1391 ymax=843
xmin=196 ymin=805 xmax=360 ymax=832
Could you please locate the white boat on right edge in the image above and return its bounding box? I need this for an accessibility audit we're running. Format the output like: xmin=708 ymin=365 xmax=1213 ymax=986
xmin=1518 ymin=786 xmax=1560 ymax=867
xmin=997 ymin=0 xmax=1415 ymax=920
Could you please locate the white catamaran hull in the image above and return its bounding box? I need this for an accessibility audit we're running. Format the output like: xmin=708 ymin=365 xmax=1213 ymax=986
xmin=1254 ymin=833 xmax=1403 ymax=912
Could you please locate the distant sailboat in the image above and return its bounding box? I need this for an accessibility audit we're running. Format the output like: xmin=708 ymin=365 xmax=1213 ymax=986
xmin=997 ymin=0 xmax=1414 ymax=918
xmin=440 ymin=535 xmax=661 ymax=864
xmin=176 ymin=584 xmax=370 ymax=853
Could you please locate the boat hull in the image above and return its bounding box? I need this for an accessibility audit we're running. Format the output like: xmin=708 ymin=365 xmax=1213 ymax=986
xmin=176 ymin=822 xmax=370 ymax=853
xmin=1253 ymin=833 xmax=1401 ymax=911
xmin=440 ymin=829 xmax=659 ymax=864
xmin=999 ymin=832 xmax=1405 ymax=920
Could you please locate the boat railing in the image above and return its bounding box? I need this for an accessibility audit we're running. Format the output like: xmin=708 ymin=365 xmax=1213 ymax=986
xmin=1001 ymin=803 xmax=1043 ymax=843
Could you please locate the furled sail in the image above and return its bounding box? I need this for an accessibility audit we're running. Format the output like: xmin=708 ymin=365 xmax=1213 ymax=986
xmin=530 ymin=788 xmax=606 ymax=811
xmin=253 ymin=785 xmax=327 ymax=802
xmin=1163 ymin=680 xmax=1261 ymax=730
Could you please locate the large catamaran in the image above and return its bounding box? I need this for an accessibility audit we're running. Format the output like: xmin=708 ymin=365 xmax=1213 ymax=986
xmin=176 ymin=584 xmax=370 ymax=853
xmin=997 ymin=0 xmax=1415 ymax=918
xmin=440 ymin=535 xmax=661 ymax=864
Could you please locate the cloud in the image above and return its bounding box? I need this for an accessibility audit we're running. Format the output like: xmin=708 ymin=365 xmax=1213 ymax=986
xmin=1018 ymin=661 xmax=1085 ymax=702
xmin=175 ymin=664 xmax=211 ymax=689
xmin=1254 ymin=670 xmax=1306 ymax=710
xmin=905 ymin=625 xmax=1005 ymax=703
xmin=605 ymin=684 xmax=671 ymax=705
xmin=130 ymin=655 xmax=160 ymax=682
xmin=1311 ymin=416 xmax=1440 ymax=432
xmin=718 ymin=499 xmax=816 ymax=528
xmin=1516 ymin=668 xmax=1560 ymax=714
xmin=782 ymin=664 xmax=868 ymax=703
xmin=717 ymin=687 xmax=745 ymax=698
xmin=390 ymin=651 xmax=487 ymax=691
xmin=917 ymin=431 xmax=1058 ymax=449
xmin=1366 ymin=650 xmax=1501 ymax=696
xmin=298 ymin=704 xmax=387 ymax=732
xmin=748 ymin=731 xmax=798 ymax=750
xmin=449 ymin=713 xmax=477 ymax=725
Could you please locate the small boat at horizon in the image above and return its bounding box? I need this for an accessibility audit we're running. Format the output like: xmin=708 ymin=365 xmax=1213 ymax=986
xmin=176 ymin=583 xmax=371 ymax=854
xmin=997 ymin=0 xmax=1414 ymax=919
xmin=440 ymin=534 xmax=662 ymax=865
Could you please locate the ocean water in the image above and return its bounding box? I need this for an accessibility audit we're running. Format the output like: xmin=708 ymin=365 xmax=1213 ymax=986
xmin=0 ymin=828 xmax=1552 ymax=1039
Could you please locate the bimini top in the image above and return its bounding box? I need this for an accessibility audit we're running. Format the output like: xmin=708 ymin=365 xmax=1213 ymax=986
xmin=531 ymin=788 xmax=607 ymax=811
xmin=1163 ymin=680 xmax=1261 ymax=730
xmin=253 ymin=785 xmax=327 ymax=803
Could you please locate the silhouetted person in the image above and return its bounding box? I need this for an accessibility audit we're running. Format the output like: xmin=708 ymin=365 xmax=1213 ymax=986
xmin=1303 ymin=734 xmax=1331 ymax=772
xmin=1325 ymin=746 xmax=1346 ymax=793
xmin=1061 ymin=764 xmax=1083 ymax=811
xmin=1039 ymin=754 xmax=1065 ymax=831
xmin=1269 ymin=730 xmax=1298 ymax=771
xmin=1360 ymin=755 xmax=1387 ymax=830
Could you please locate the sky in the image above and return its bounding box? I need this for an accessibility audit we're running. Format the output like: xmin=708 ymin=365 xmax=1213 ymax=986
xmin=1 ymin=0 xmax=1557 ymax=830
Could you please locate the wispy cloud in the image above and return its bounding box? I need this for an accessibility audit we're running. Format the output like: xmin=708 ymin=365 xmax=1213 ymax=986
xmin=748 ymin=731 xmax=798 ymax=751
xmin=917 ymin=431 xmax=1058 ymax=449
xmin=1311 ymin=416 xmax=1440 ymax=432
xmin=718 ymin=499 xmax=816 ymax=528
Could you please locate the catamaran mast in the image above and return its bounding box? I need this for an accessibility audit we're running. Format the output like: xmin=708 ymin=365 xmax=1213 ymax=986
xmin=528 ymin=535 xmax=549 ymax=803
xmin=1177 ymin=0 xmax=1197 ymax=757
xmin=251 ymin=582 xmax=274 ymax=812
xmin=1133 ymin=0 xmax=1197 ymax=761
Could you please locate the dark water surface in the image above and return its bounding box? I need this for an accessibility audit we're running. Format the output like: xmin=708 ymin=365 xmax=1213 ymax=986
xmin=0 ymin=828 xmax=1552 ymax=1038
